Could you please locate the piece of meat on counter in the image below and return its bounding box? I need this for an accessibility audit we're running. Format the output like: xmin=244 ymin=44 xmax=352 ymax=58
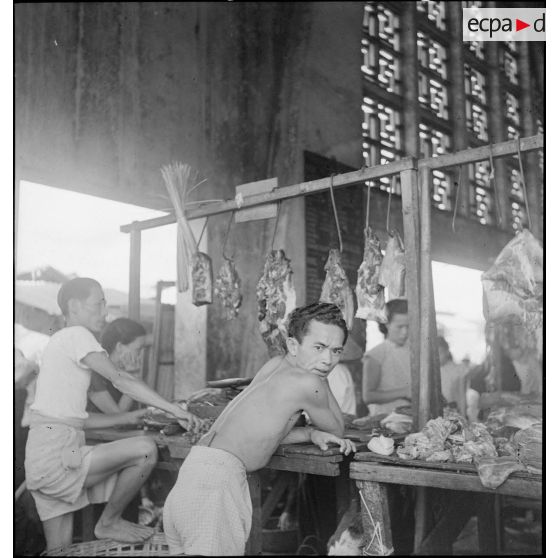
xmin=378 ymin=230 xmax=406 ymax=301
xmin=355 ymin=228 xmax=386 ymax=323
xmin=320 ymin=249 xmax=355 ymax=330
xmin=256 ymin=250 xmax=297 ymax=355
xmin=476 ymin=456 xmax=525 ymax=489
xmin=191 ymin=252 xmax=213 ymax=306
xmin=214 ymin=258 xmax=242 ymax=320
xmin=512 ymin=423 xmax=542 ymax=473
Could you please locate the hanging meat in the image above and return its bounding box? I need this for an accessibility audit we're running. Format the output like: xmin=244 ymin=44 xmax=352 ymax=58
xmin=214 ymin=258 xmax=242 ymax=320
xmin=482 ymin=229 xmax=543 ymax=331
xmin=191 ymin=252 xmax=213 ymax=306
xmin=320 ymin=249 xmax=355 ymax=331
xmin=378 ymin=230 xmax=406 ymax=300
xmin=256 ymin=250 xmax=297 ymax=355
xmin=355 ymin=228 xmax=387 ymax=323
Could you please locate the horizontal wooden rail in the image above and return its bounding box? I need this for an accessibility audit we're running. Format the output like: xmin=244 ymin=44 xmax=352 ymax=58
xmin=418 ymin=134 xmax=543 ymax=171
xmin=120 ymin=134 xmax=543 ymax=234
xmin=120 ymin=157 xmax=417 ymax=233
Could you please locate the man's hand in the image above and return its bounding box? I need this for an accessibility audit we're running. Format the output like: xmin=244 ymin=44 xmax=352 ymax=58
xmin=310 ymin=429 xmax=357 ymax=455
xmin=172 ymin=405 xmax=203 ymax=433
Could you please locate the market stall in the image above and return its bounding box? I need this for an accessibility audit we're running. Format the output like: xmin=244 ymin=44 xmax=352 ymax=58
xmin=115 ymin=134 xmax=542 ymax=555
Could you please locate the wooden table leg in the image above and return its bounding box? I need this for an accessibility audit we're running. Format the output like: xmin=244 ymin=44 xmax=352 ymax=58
xmin=80 ymin=505 xmax=95 ymax=542
xmin=476 ymin=493 xmax=498 ymax=555
xmin=246 ymin=472 xmax=262 ymax=556
xmin=356 ymin=481 xmax=393 ymax=556
xmin=335 ymin=460 xmax=352 ymax=524
xmin=415 ymin=492 xmax=476 ymax=555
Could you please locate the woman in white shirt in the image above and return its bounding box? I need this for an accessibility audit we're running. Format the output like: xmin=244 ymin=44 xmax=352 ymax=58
xmin=362 ymin=299 xmax=411 ymax=415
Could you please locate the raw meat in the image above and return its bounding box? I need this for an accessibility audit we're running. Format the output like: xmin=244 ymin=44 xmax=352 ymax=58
xmin=320 ymin=249 xmax=355 ymax=330
xmin=378 ymin=230 xmax=406 ymax=300
xmin=482 ymin=229 xmax=543 ymax=331
xmin=476 ymin=456 xmax=525 ymax=489
xmin=512 ymin=424 xmax=542 ymax=472
xmin=367 ymin=435 xmax=395 ymax=456
xmin=355 ymin=228 xmax=386 ymax=322
xmin=256 ymin=250 xmax=297 ymax=355
xmin=214 ymin=258 xmax=242 ymax=319
xmin=191 ymin=252 xmax=213 ymax=306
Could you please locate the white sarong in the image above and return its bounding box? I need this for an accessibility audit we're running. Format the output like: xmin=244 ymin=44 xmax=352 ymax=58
xmin=163 ymin=445 xmax=252 ymax=556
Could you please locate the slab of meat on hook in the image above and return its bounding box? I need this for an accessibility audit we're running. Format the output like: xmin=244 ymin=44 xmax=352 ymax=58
xmin=214 ymin=258 xmax=242 ymax=320
xmin=319 ymin=249 xmax=355 ymax=330
xmin=355 ymin=228 xmax=386 ymax=323
xmin=191 ymin=252 xmax=213 ymax=306
xmin=378 ymin=230 xmax=406 ymax=301
xmin=256 ymin=250 xmax=297 ymax=355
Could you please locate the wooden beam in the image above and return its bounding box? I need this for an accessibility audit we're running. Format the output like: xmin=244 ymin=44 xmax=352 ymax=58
xmin=401 ymin=3 xmax=419 ymax=157
xmin=518 ymin=41 xmax=542 ymax=239
xmin=419 ymin=166 xmax=432 ymax=428
xmin=401 ymin=168 xmax=421 ymax=429
xmin=447 ymin=2 xmax=469 ymax=219
xmin=261 ymin=472 xmax=292 ymax=527
xmin=350 ymin=463 xmax=542 ymax=499
xmin=128 ymin=227 xmax=141 ymax=321
xmin=120 ymin=158 xmax=416 ymax=233
xmin=356 ymin=480 xmax=393 ymax=556
xmin=246 ymin=472 xmax=262 ymax=556
xmin=119 ymin=135 xmax=542 ymax=236
xmin=266 ymin=455 xmax=340 ymax=476
xmin=486 ymin=39 xmax=511 ymax=230
xmin=418 ymin=135 xmax=543 ymax=171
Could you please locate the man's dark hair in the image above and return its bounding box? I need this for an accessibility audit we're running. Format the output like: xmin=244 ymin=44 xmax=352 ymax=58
xmin=100 ymin=318 xmax=146 ymax=355
xmin=386 ymin=298 xmax=408 ymax=323
xmin=286 ymin=302 xmax=348 ymax=345
xmin=57 ymin=277 xmax=102 ymax=317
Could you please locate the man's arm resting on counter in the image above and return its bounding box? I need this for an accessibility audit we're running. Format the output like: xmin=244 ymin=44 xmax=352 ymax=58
xmin=279 ymin=426 xmax=314 ymax=445
xmin=300 ymin=376 xmax=344 ymax=437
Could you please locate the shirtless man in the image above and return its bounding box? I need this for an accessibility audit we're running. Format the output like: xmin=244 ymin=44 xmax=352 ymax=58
xmin=24 ymin=278 xmax=202 ymax=552
xmin=163 ymin=302 xmax=357 ymax=556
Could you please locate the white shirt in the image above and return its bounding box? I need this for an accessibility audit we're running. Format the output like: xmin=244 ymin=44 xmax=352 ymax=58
xmin=328 ymin=363 xmax=357 ymax=415
xmin=30 ymin=326 xmax=106 ymax=421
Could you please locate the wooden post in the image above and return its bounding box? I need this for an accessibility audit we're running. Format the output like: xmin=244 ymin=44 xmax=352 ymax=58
xmin=447 ymin=2 xmax=469 ymax=218
xmin=401 ymin=3 xmax=419 ymax=157
xmin=518 ymin=41 xmax=541 ymax=239
xmin=246 ymin=472 xmax=262 ymax=555
xmin=486 ymin=40 xmax=510 ymax=231
xmin=400 ymin=167 xmax=421 ymax=429
xmin=146 ymin=281 xmax=175 ymax=390
xmin=128 ymin=226 xmax=141 ymax=321
xmin=356 ymin=481 xmax=393 ymax=555
xmin=419 ymin=166 xmax=432 ymax=427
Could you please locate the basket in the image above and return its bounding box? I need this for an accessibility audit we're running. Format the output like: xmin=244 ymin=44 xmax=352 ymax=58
xmin=43 ymin=534 xmax=172 ymax=556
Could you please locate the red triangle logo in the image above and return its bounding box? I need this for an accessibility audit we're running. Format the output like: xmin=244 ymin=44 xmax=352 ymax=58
xmin=516 ymin=19 xmax=530 ymax=32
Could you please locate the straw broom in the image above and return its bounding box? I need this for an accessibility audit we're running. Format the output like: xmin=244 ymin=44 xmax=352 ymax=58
xmin=161 ymin=163 xmax=200 ymax=292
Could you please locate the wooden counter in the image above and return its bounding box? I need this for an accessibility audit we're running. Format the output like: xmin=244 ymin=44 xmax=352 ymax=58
xmin=350 ymin=452 xmax=542 ymax=555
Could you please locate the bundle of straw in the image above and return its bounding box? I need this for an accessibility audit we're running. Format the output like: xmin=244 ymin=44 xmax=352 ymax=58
xmin=161 ymin=163 xmax=201 ymax=292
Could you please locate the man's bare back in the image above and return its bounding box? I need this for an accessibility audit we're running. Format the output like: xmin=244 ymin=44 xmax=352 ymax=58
xmin=199 ymin=319 xmax=356 ymax=471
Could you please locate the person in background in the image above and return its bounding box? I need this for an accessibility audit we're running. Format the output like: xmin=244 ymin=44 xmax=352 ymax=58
xmin=362 ymin=299 xmax=410 ymax=415
xmin=327 ymin=362 xmax=357 ymax=416
xmin=88 ymin=318 xmax=148 ymax=413
xmin=24 ymin=277 xmax=201 ymax=552
xmin=437 ymin=336 xmax=467 ymax=416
